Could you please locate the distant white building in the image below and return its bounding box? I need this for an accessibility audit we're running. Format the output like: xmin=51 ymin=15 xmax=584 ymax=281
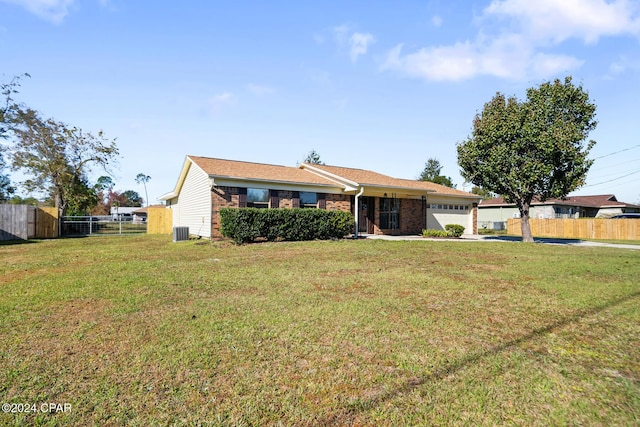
xmin=110 ymin=206 xmax=139 ymax=220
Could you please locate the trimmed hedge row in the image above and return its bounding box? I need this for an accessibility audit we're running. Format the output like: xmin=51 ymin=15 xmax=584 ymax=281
xmin=220 ymin=208 xmax=354 ymax=244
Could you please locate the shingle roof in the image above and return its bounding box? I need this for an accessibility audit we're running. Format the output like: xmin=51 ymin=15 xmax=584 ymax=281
xmin=188 ymin=156 xmax=338 ymax=186
xmin=178 ymin=156 xmax=480 ymax=199
xmin=304 ymin=163 xmax=477 ymax=197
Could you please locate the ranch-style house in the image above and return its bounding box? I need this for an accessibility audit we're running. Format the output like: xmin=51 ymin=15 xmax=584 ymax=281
xmin=159 ymin=155 xmax=482 ymax=239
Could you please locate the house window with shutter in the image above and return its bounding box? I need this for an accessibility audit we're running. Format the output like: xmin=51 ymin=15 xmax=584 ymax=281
xmin=247 ymin=188 xmax=269 ymax=208
xmin=299 ymin=192 xmax=317 ymax=208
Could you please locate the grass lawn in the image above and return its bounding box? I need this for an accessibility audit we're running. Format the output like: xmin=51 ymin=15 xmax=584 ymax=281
xmin=1 ymin=235 xmax=638 ymax=426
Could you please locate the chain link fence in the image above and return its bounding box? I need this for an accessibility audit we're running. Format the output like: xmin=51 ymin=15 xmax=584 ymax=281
xmin=62 ymin=216 xmax=147 ymax=236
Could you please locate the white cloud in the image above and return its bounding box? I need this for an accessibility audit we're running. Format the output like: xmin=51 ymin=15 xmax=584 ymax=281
xmin=0 ymin=0 xmax=76 ymax=24
xmin=381 ymin=0 xmax=640 ymax=82
xmin=246 ymin=84 xmax=274 ymax=96
xmin=331 ymin=24 xmax=376 ymax=63
xmin=349 ymin=32 xmax=375 ymax=63
xmin=485 ymin=0 xmax=640 ymax=44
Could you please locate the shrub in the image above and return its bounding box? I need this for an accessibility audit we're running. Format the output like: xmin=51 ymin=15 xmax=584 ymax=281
xmin=220 ymin=208 xmax=354 ymax=244
xmin=421 ymin=229 xmax=450 ymax=238
xmin=445 ymin=224 xmax=465 ymax=237
xmin=421 ymin=224 xmax=465 ymax=238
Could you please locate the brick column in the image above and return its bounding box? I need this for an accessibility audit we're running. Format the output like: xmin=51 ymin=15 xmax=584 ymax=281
xmin=472 ymin=202 xmax=478 ymax=235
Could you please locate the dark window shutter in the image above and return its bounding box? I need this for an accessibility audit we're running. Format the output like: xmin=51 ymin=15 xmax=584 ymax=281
xmin=292 ymin=191 xmax=300 ymax=208
xmin=270 ymin=190 xmax=279 ymax=209
xmin=317 ymin=193 xmax=326 ymax=209
xmin=238 ymin=188 xmax=247 ymax=208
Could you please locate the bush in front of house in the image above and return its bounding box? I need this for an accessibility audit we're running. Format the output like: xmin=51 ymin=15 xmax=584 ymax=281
xmin=422 ymin=224 xmax=465 ymax=238
xmin=445 ymin=224 xmax=465 ymax=237
xmin=421 ymin=229 xmax=450 ymax=238
xmin=220 ymin=208 xmax=354 ymax=244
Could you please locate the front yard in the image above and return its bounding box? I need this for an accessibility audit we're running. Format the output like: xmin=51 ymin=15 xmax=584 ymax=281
xmin=1 ymin=235 xmax=638 ymax=426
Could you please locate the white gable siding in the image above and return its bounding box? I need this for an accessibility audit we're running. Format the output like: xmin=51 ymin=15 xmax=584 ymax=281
xmin=173 ymin=163 xmax=212 ymax=238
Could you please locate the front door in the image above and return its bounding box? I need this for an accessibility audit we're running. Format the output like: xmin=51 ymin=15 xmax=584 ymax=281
xmin=358 ymin=197 xmax=375 ymax=234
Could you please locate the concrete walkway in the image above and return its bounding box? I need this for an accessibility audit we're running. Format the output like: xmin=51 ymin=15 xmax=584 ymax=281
xmin=363 ymin=234 xmax=640 ymax=250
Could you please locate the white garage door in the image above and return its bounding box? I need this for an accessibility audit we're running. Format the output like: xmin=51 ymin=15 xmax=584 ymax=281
xmin=426 ymin=203 xmax=471 ymax=231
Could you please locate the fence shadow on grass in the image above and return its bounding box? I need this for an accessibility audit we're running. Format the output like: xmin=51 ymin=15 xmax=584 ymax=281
xmin=320 ymin=289 xmax=640 ymax=425
xmin=0 ymin=239 xmax=42 ymax=246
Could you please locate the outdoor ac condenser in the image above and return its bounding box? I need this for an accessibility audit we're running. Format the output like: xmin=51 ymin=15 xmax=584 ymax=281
xmin=173 ymin=226 xmax=189 ymax=242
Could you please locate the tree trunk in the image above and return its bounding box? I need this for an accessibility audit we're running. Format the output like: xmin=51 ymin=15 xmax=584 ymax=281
xmin=519 ymin=201 xmax=534 ymax=243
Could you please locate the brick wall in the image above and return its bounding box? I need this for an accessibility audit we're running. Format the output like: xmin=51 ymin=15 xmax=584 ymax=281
xmin=325 ymin=194 xmax=351 ymax=212
xmin=211 ymin=187 xmax=427 ymax=238
xmin=211 ymin=189 xmax=352 ymax=238
xmin=211 ymin=186 xmax=241 ymax=238
xmin=372 ymin=198 xmax=424 ymax=235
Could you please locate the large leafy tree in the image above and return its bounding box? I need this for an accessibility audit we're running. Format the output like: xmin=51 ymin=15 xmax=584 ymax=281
xmin=418 ymin=158 xmax=455 ymax=188
xmin=11 ymin=108 xmax=119 ymax=218
xmin=457 ymin=76 xmax=597 ymax=242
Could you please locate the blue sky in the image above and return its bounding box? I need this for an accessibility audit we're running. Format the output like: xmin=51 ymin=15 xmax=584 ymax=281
xmin=2 ymin=0 xmax=639 ymax=204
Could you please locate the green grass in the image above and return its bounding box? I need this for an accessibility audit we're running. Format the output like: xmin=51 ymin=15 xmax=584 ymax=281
xmin=1 ymin=235 xmax=638 ymax=426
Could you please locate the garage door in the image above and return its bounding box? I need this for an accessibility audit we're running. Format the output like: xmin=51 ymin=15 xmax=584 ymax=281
xmin=427 ymin=204 xmax=471 ymax=231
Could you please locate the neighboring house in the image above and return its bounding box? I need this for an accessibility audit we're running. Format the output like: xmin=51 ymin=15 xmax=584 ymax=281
xmin=109 ymin=206 xmax=139 ymax=220
xmin=478 ymin=194 xmax=640 ymax=228
xmin=159 ymin=155 xmax=482 ymax=239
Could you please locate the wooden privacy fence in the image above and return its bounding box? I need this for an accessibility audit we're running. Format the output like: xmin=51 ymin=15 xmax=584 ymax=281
xmin=147 ymin=207 xmax=172 ymax=234
xmin=0 ymin=205 xmax=58 ymax=241
xmin=507 ymin=218 xmax=640 ymax=241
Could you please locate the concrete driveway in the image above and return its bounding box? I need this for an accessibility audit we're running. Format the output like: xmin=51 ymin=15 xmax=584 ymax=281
xmin=364 ymin=234 xmax=640 ymax=250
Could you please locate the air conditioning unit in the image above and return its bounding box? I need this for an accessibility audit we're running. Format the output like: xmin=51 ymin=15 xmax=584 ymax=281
xmin=173 ymin=226 xmax=189 ymax=242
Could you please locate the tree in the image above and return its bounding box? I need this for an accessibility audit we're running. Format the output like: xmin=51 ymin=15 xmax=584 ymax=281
xmin=0 ymin=153 xmax=15 ymax=202
xmin=8 ymin=195 xmax=40 ymax=206
xmin=457 ymin=76 xmax=597 ymax=242
xmin=121 ymin=190 xmax=143 ymax=207
xmin=10 ymin=108 xmax=119 ymax=218
xmin=1 ymin=74 xmax=29 ymax=201
xmin=64 ymin=173 xmax=99 ymax=216
xmin=135 ymin=173 xmax=151 ymax=206
xmin=470 ymin=186 xmax=496 ymax=200
xmin=1 ymin=73 xmax=29 ymax=139
xmin=303 ymin=149 xmax=324 ymax=165
xmin=418 ymin=158 xmax=455 ymax=188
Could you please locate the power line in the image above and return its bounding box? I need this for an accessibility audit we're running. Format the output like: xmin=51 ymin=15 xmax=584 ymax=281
xmin=584 ymin=169 xmax=640 ymax=187
xmin=591 ymin=157 xmax=640 ymax=170
xmin=593 ymin=143 xmax=640 ymax=160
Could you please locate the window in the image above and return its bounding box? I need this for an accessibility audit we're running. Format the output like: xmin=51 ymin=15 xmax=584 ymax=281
xmin=247 ymin=188 xmax=269 ymax=208
xmin=299 ymin=192 xmax=317 ymax=208
xmin=380 ymin=197 xmax=400 ymax=229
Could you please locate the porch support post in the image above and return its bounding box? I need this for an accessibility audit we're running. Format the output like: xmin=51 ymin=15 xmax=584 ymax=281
xmin=353 ymin=186 xmax=364 ymax=239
